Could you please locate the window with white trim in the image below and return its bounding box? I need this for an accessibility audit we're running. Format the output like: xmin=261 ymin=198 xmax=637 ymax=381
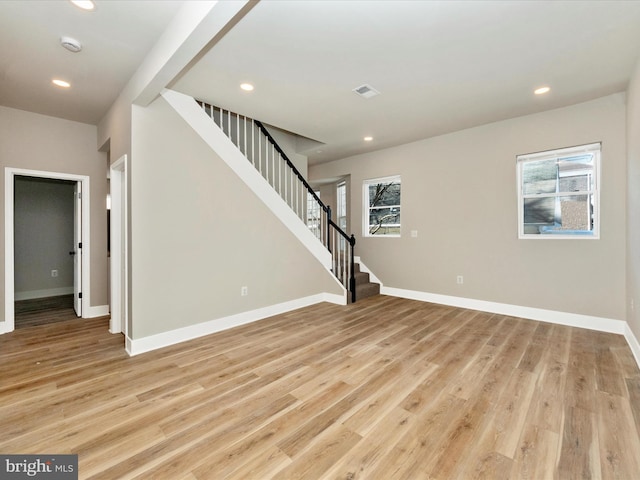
xmin=517 ymin=143 xmax=600 ymax=239
xmin=307 ymin=190 xmax=321 ymax=239
xmin=363 ymin=175 xmax=401 ymax=236
xmin=337 ymin=182 xmax=347 ymax=231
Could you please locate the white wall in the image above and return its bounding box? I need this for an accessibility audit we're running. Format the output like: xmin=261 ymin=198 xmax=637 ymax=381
xmin=0 ymin=106 xmax=109 ymax=320
xmin=263 ymin=124 xmax=308 ymax=179
xmin=129 ymin=96 xmax=342 ymax=339
xmin=311 ymin=94 xmax=627 ymax=322
xmin=627 ymin=58 xmax=640 ymax=340
xmin=14 ymin=177 xmax=75 ymax=299
xmin=96 ymin=2 xmax=253 ymax=331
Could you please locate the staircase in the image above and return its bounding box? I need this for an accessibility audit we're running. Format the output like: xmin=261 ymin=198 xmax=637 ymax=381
xmin=193 ymin=99 xmax=380 ymax=303
xmin=352 ymin=262 xmax=380 ymax=303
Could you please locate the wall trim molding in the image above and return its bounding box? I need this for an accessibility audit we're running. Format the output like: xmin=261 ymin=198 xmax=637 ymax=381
xmin=624 ymin=323 xmax=640 ymax=370
xmin=121 ymin=279 xmax=640 ymax=372
xmin=126 ymin=292 xmax=343 ymax=356
xmin=382 ymin=286 xmax=626 ymax=334
xmin=85 ymin=305 xmax=110 ymax=318
xmin=383 ymin=286 xmax=640 ymax=370
xmin=15 ymin=287 xmax=74 ymax=301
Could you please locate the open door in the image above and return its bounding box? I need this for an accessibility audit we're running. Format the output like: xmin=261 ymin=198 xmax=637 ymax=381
xmin=73 ymin=181 xmax=82 ymax=317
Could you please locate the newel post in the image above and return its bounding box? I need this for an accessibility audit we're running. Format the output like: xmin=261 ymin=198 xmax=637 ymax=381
xmin=350 ymin=234 xmax=356 ymax=303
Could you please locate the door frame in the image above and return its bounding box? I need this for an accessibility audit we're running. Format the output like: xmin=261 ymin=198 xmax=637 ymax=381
xmin=109 ymin=155 xmax=128 ymax=335
xmin=3 ymin=167 xmax=91 ymax=333
xmin=73 ymin=181 xmax=83 ymax=317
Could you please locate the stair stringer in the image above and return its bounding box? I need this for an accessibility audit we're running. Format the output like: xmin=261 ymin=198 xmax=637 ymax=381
xmin=354 ymin=256 xmax=384 ymax=288
xmin=161 ymin=89 xmax=346 ymax=298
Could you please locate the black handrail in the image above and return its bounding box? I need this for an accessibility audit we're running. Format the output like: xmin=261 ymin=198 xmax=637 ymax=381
xmin=254 ymin=120 xmax=325 ymax=212
xmin=255 ymin=121 xmax=356 ymax=303
xmin=255 ymin=121 xmax=356 ymax=301
xmin=197 ymin=100 xmax=357 ymax=302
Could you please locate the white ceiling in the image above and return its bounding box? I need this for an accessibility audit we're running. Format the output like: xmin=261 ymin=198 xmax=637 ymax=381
xmin=175 ymin=0 xmax=640 ymax=164
xmin=0 ymin=0 xmax=183 ymax=124
xmin=2 ymin=1 xmax=640 ymax=164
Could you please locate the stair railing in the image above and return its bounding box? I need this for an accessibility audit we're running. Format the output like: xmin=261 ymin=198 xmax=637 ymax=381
xmin=196 ymin=100 xmax=356 ymax=302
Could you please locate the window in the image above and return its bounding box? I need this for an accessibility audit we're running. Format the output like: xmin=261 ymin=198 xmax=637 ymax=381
xmin=336 ymin=182 xmax=347 ymax=231
xmin=517 ymin=143 xmax=600 ymax=239
xmin=364 ymin=175 xmax=401 ymax=236
xmin=307 ymin=190 xmax=322 ymax=239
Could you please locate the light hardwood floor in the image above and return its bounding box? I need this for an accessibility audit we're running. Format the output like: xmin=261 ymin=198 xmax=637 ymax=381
xmin=14 ymin=294 xmax=77 ymax=329
xmin=1 ymin=295 xmax=639 ymax=479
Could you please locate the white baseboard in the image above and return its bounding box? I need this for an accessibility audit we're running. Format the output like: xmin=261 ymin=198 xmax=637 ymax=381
xmin=383 ymin=286 xmax=640 ymax=370
xmin=126 ymin=292 xmax=343 ymax=356
xmin=624 ymin=323 xmax=640 ymax=370
xmin=15 ymin=287 xmax=74 ymax=301
xmin=382 ymin=286 xmax=626 ymax=334
xmin=84 ymin=305 xmax=110 ymax=318
xmin=324 ymin=292 xmax=347 ymax=306
xmin=116 ymin=278 xmax=640 ymax=374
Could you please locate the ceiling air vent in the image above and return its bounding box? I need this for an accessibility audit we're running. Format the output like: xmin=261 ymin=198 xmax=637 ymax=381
xmin=353 ymin=84 xmax=380 ymax=99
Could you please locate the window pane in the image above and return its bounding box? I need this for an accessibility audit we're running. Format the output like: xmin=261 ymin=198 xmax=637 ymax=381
xmin=524 ymin=197 xmax=555 ymax=226
xmin=559 ymin=175 xmax=589 ymax=192
xmin=337 ymin=183 xmax=347 ymax=230
xmin=558 ymin=154 xmax=594 ymax=193
xmin=368 ymin=182 xmax=400 ymax=207
xmin=522 ymin=160 xmax=557 ymax=195
xmin=306 ymin=191 xmax=321 ymax=240
xmin=523 ymin=154 xmax=594 ymax=196
xmin=524 ymin=195 xmax=593 ymax=234
xmin=559 ymin=196 xmax=592 ymax=231
xmin=369 ymin=207 xmax=400 ymax=235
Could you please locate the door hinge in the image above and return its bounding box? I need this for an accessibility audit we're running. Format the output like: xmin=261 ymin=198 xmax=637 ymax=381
xmin=78 ymin=242 xmax=82 ymax=249
xmin=79 ymin=292 xmax=82 ymax=299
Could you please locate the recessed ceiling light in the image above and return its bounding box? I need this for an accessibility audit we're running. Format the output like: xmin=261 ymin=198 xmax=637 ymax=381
xmin=364 ymin=136 xmax=373 ymax=142
xmin=70 ymin=0 xmax=95 ymax=11
xmin=240 ymin=83 xmax=254 ymax=91
xmin=52 ymin=79 xmax=71 ymax=88
xmin=534 ymin=86 xmax=551 ymax=95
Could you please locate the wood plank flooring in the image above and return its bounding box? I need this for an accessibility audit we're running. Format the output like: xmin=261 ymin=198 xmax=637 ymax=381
xmin=1 ymin=295 xmax=639 ymax=479
xmin=14 ymin=294 xmax=77 ymax=329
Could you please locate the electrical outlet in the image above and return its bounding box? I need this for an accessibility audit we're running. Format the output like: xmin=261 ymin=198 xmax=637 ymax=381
xmin=456 ymin=275 xmax=463 ymax=285
xmin=51 ymin=270 xmax=58 ymax=278
xmin=241 ymin=286 xmax=248 ymax=296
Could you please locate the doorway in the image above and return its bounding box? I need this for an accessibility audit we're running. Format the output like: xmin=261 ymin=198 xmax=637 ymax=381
xmin=13 ymin=176 xmax=77 ymax=328
xmin=109 ymin=155 xmax=128 ymax=336
xmin=4 ymin=167 xmax=91 ymax=333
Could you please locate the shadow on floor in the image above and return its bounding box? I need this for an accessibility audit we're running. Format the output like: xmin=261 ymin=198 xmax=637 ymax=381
xmin=15 ymin=294 xmax=78 ymax=329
